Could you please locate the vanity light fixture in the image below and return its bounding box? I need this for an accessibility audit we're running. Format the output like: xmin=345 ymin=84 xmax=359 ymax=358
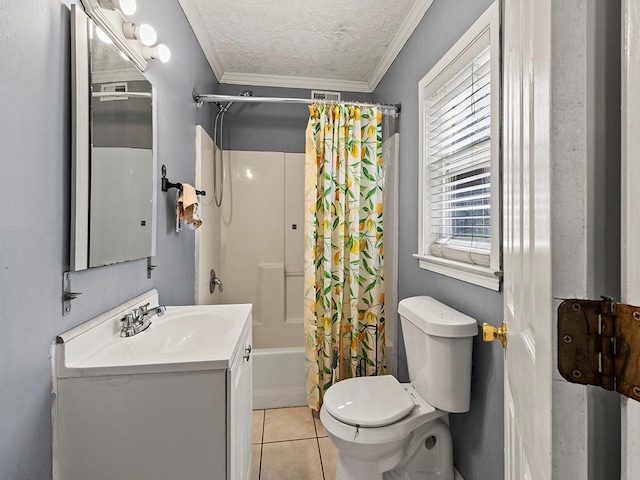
xmin=122 ymin=22 xmax=157 ymax=46
xmin=142 ymin=44 xmax=171 ymax=63
xmin=87 ymin=0 xmax=171 ymax=67
xmin=98 ymin=0 xmax=137 ymax=16
xmin=96 ymin=26 xmax=114 ymax=44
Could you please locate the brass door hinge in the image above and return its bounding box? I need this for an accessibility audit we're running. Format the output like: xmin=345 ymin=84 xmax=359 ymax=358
xmin=558 ymin=298 xmax=640 ymax=402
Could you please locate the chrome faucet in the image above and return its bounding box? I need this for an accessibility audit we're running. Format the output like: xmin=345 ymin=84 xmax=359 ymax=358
xmin=120 ymin=302 xmax=166 ymax=337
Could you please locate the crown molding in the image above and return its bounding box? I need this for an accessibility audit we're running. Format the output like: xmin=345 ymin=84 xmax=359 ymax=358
xmin=179 ymin=0 xmax=434 ymax=93
xmin=368 ymin=0 xmax=435 ymax=91
xmin=220 ymin=72 xmax=372 ymax=93
xmin=177 ymin=0 xmax=224 ymax=80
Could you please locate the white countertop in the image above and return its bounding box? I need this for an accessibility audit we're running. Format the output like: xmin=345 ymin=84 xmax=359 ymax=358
xmin=55 ymin=290 xmax=252 ymax=378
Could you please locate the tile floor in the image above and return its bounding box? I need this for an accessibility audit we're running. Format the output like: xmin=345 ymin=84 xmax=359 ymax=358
xmin=252 ymin=407 xmax=338 ymax=480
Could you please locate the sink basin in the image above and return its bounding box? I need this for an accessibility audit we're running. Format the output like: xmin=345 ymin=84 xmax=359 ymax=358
xmin=55 ymin=290 xmax=252 ymax=377
xmin=146 ymin=308 xmax=236 ymax=355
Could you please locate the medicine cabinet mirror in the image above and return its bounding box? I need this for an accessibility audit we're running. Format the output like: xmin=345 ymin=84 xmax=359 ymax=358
xmin=70 ymin=5 xmax=157 ymax=271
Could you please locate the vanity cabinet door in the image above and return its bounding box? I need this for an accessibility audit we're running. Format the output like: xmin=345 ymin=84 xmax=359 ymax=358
xmin=228 ymin=325 xmax=253 ymax=480
xmin=241 ymin=331 xmax=253 ymax=479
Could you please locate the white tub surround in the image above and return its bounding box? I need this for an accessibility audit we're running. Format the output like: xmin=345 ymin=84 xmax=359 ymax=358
xmin=255 ymin=263 xmax=286 ymax=327
xmin=195 ymin=125 xmax=222 ymax=306
xmin=216 ymin=150 xmax=305 ymax=349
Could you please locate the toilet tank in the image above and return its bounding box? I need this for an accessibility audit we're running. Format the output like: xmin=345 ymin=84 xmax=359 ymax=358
xmin=398 ymin=296 xmax=478 ymax=413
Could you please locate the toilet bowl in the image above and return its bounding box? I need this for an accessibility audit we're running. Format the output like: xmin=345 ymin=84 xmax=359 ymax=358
xmin=320 ymin=378 xmax=453 ymax=480
xmin=320 ymin=296 xmax=478 ymax=480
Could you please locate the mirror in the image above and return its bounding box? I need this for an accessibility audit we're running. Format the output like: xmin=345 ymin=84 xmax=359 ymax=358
xmin=71 ymin=5 xmax=156 ymax=271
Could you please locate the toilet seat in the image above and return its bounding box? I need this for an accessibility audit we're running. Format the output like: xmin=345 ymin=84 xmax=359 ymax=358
xmin=323 ymin=376 xmax=415 ymax=427
xmin=320 ymin=382 xmax=443 ymax=447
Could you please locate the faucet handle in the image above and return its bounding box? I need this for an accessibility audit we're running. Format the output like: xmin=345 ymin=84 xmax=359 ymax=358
xmin=133 ymin=303 xmax=151 ymax=318
xmin=121 ymin=313 xmax=135 ymax=328
xmin=138 ymin=302 xmax=150 ymax=314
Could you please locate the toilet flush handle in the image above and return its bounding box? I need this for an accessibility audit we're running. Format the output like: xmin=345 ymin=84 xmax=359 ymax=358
xmin=482 ymin=322 xmax=508 ymax=348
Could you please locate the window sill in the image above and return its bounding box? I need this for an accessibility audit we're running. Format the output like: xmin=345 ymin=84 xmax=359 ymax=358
xmin=413 ymin=253 xmax=501 ymax=291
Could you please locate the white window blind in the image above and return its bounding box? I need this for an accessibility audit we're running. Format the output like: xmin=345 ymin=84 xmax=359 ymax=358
xmin=425 ymin=46 xmax=492 ymax=267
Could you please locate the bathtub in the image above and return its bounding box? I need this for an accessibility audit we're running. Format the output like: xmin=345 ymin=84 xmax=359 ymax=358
xmin=252 ymin=347 xmax=307 ymax=409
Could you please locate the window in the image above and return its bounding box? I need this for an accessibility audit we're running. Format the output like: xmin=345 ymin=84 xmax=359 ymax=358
xmin=414 ymin=3 xmax=500 ymax=290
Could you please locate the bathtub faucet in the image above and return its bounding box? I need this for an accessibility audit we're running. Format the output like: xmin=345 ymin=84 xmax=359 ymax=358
xmin=210 ymin=269 xmax=224 ymax=293
xmin=120 ymin=303 xmax=166 ymax=337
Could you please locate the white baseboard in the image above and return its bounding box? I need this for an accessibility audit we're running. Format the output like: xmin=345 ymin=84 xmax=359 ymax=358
xmin=455 ymin=468 xmax=465 ymax=480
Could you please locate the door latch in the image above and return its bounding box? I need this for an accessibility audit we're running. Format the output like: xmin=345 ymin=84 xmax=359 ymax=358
xmin=482 ymin=322 xmax=508 ymax=348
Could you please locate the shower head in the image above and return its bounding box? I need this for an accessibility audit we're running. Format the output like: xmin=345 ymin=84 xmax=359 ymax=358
xmin=218 ymin=90 xmax=253 ymax=114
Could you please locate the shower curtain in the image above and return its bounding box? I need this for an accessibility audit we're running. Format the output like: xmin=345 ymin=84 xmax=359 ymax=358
xmin=304 ymin=104 xmax=386 ymax=411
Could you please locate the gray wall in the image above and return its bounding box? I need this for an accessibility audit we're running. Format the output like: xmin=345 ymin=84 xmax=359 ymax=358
xmin=216 ymin=84 xmax=373 ymax=152
xmin=372 ymin=1 xmax=503 ymax=479
xmin=0 ymin=1 xmax=216 ymax=478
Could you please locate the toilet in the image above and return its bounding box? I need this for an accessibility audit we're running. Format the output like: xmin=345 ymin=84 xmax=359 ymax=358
xmin=320 ymin=296 xmax=478 ymax=480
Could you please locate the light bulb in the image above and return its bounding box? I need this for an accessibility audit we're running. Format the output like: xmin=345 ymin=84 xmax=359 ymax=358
xmin=117 ymin=0 xmax=136 ymax=15
xmin=157 ymin=44 xmax=171 ymax=63
xmin=142 ymin=44 xmax=172 ymax=63
xmin=98 ymin=0 xmax=136 ymax=16
xmin=96 ymin=27 xmax=113 ymax=44
xmin=123 ymin=22 xmax=157 ymax=46
xmin=138 ymin=24 xmax=157 ymax=46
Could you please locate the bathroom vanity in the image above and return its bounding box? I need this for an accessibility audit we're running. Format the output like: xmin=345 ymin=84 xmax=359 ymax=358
xmin=52 ymin=290 xmax=252 ymax=480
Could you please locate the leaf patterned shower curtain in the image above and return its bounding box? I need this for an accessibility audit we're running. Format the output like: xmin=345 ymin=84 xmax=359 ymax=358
xmin=304 ymin=104 xmax=386 ymax=411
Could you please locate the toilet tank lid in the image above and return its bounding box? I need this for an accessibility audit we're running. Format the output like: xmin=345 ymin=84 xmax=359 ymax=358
xmin=398 ymin=296 xmax=479 ymax=338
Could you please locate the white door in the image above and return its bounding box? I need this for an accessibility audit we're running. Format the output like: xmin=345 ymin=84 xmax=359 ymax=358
xmin=503 ymin=0 xmax=553 ymax=478
xmin=195 ymin=126 xmax=222 ymax=305
xmin=621 ymin=0 xmax=640 ymax=476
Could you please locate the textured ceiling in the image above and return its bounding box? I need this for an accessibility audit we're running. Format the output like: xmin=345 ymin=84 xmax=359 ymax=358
xmin=187 ymin=0 xmax=425 ymax=89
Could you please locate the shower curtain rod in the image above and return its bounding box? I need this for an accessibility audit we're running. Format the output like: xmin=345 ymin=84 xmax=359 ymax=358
xmin=193 ymin=93 xmax=401 ymax=115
